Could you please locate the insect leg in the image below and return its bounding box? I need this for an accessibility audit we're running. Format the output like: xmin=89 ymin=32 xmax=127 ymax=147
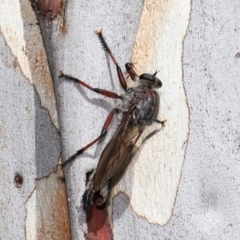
xmin=82 ymin=179 xmax=110 ymax=211
xmin=62 ymin=109 xmax=116 ymax=167
xmin=94 ymin=29 xmax=127 ymax=91
xmin=155 ymin=119 xmax=167 ymax=127
xmin=125 ymin=62 xmax=138 ymax=81
xmin=60 ymin=73 xmax=122 ymax=99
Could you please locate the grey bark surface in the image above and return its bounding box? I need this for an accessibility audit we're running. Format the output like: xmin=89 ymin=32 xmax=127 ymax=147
xmin=0 ymin=23 xmax=63 ymax=240
xmin=0 ymin=0 xmax=70 ymax=239
xmin=0 ymin=0 xmax=240 ymax=239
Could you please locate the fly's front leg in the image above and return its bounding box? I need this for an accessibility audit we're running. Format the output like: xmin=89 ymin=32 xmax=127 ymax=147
xmin=60 ymin=72 xmax=122 ymax=99
xmin=62 ymin=109 xmax=117 ymax=167
xmin=94 ymin=29 xmax=128 ymax=91
xmin=125 ymin=62 xmax=138 ymax=81
xmin=155 ymin=119 xmax=167 ymax=127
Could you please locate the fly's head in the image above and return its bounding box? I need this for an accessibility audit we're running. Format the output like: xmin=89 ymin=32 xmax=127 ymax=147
xmin=139 ymin=70 xmax=162 ymax=88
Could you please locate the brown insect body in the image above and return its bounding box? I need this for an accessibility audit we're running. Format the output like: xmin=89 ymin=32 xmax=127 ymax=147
xmin=60 ymin=29 xmax=164 ymax=211
xmin=83 ymin=78 xmax=162 ymax=210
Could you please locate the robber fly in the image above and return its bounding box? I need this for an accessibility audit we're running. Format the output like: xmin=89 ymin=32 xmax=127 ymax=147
xmin=60 ymin=29 xmax=165 ymax=211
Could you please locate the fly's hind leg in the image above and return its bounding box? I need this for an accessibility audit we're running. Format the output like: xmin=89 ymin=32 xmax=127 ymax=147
xmin=62 ymin=109 xmax=117 ymax=167
xmin=82 ymin=173 xmax=110 ymax=211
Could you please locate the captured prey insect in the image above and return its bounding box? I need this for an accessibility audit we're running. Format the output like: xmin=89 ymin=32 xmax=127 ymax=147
xmin=60 ymin=29 xmax=165 ymax=211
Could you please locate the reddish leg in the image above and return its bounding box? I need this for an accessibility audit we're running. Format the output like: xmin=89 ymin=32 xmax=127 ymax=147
xmin=125 ymin=62 xmax=138 ymax=81
xmin=94 ymin=29 xmax=128 ymax=91
xmin=59 ymin=73 xmax=122 ymax=99
xmin=62 ymin=109 xmax=116 ymax=167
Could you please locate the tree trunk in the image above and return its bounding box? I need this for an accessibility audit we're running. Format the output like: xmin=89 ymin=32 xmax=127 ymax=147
xmin=0 ymin=0 xmax=239 ymax=239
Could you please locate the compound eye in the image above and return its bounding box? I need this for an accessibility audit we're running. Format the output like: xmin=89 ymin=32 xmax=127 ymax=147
xmin=139 ymin=73 xmax=162 ymax=88
xmin=139 ymin=73 xmax=153 ymax=81
xmin=156 ymin=79 xmax=162 ymax=88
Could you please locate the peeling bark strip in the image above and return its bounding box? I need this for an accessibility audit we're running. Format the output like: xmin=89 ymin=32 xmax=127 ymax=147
xmin=25 ymin=171 xmax=71 ymax=240
xmin=0 ymin=0 xmax=59 ymax=129
xmin=112 ymin=0 xmax=190 ymax=225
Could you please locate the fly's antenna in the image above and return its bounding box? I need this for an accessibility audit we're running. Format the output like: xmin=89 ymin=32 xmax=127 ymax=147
xmin=153 ymin=69 xmax=160 ymax=76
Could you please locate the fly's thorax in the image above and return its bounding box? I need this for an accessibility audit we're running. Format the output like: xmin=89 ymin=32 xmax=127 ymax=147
xmin=121 ymin=86 xmax=160 ymax=127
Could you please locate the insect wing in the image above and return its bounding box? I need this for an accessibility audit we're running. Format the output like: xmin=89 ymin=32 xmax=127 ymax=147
xmin=93 ymin=113 xmax=144 ymax=191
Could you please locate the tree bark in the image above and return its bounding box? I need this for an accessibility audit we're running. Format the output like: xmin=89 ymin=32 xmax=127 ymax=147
xmin=1 ymin=0 xmax=240 ymax=239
